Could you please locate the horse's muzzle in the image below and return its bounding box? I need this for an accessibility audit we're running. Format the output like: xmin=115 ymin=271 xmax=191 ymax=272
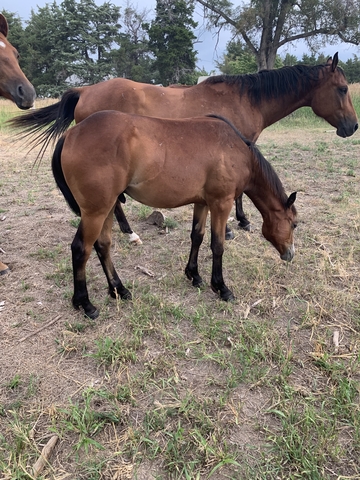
xmin=336 ymin=120 xmax=358 ymax=138
xmin=280 ymin=244 xmax=295 ymax=262
xmin=12 ymin=83 xmax=36 ymax=109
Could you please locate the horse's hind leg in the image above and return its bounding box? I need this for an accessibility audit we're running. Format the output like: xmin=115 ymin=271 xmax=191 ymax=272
xmin=210 ymin=200 xmax=235 ymax=301
xmin=71 ymin=218 xmax=101 ymax=319
xmin=185 ymin=203 xmax=208 ymax=287
xmin=94 ymin=209 xmax=131 ymax=301
xmin=224 ymin=194 xmax=251 ymax=240
xmin=114 ymin=198 xmax=142 ymax=245
xmin=235 ymin=194 xmax=251 ymax=231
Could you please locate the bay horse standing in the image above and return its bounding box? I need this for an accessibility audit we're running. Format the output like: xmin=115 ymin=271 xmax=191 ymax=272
xmin=52 ymin=112 xmax=297 ymax=319
xmin=0 ymin=13 xmax=36 ymax=275
xmin=10 ymin=53 xmax=356 ymax=240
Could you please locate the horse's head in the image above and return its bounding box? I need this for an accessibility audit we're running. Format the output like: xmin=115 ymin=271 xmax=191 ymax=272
xmin=261 ymin=192 xmax=297 ymax=262
xmin=0 ymin=14 xmax=36 ymax=109
xmin=311 ymin=53 xmax=358 ymax=138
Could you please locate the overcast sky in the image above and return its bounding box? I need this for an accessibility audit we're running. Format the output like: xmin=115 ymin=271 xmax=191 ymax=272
xmin=2 ymin=0 xmax=359 ymax=70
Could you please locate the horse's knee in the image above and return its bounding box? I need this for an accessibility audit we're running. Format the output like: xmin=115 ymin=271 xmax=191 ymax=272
xmin=211 ymin=240 xmax=224 ymax=257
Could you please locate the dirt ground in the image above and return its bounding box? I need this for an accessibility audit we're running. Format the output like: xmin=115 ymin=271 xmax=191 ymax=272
xmin=1 ymin=126 xmax=360 ymax=479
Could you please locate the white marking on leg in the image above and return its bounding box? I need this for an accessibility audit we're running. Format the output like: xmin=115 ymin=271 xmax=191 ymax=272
xmin=129 ymin=232 xmax=142 ymax=245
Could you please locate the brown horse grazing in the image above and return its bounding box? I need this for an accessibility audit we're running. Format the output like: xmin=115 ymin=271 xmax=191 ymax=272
xmin=0 ymin=13 xmax=36 ymax=275
xmin=11 ymin=53 xmax=354 ymax=239
xmin=51 ymin=112 xmax=298 ymax=319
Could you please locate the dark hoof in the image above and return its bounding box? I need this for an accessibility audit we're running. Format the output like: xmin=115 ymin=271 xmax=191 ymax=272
xmin=109 ymin=287 xmax=132 ymax=300
xmin=185 ymin=267 xmax=203 ymax=288
xmin=222 ymin=292 xmax=235 ymax=302
xmin=72 ymin=297 xmax=99 ymax=319
xmin=85 ymin=307 xmax=99 ymax=320
xmin=238 ymin=221 xmax=251 ymax=232
xmin=211 ymin=285 xmax=235 ymax=302
xmin=0 ymin=267 xmax=10 ymax=276
xmin=121 ymin=289 xmax=132 ymax=300
xmin=225 ymin=230 xmax=235 ymax=240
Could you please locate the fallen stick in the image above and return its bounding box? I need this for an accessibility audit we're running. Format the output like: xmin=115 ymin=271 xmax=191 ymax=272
xmin=33 ymin=435 xmax=59 ymax=478
xmin=19 ymin=315 xmax=61 ymax=343
xmin=135 ymin=265 xmax=155 ymax=277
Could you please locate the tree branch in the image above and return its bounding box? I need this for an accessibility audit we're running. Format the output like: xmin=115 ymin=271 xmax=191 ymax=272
xmin=195 ymin=0 xmax=238 ymax=28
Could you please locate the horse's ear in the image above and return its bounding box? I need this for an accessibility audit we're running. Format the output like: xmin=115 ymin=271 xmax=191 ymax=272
xmin=327 ymin=52 xmax=338 ymax=71
xmin=286 ymin=192 xmax=297 ymax=208
xmin=0 ymin=14 xmax=8 ymax=38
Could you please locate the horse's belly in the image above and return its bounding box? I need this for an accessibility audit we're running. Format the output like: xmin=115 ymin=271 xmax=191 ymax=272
xmin=125 ymin=183 xmax=205 ymax=209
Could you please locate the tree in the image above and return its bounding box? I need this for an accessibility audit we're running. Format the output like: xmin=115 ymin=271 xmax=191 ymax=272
xmin=217 ymin=39 xmax=284 ymax=74
xmin=343 ymin=55 xmax=360 ymax=83
xmin=195 ymin=0 xmax=360 ymax=70
xmin=145 ymin=0 xmax=198 ymax=85
xmin=110 ymin=2 xmax=154 ymax=82
xmin=21 ymin=3 xmax=71 ymax=97
xmin=1 ymin=10 xmax=24 ymax=50
xmin=60 ymin=0 xmax=121 ymax=85
xmin=18 ymin=0 xmax=121 ymax=96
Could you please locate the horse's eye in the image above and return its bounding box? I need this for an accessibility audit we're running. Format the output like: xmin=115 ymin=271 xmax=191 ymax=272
xmin=339 ymin=86 xmax=348 ymax=95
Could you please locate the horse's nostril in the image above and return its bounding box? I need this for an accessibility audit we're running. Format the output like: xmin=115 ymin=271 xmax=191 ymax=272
xmin=355 ymin=123 xmax=359 ymax=132
xmin=17 ymin=85 xmax=24 ymax=98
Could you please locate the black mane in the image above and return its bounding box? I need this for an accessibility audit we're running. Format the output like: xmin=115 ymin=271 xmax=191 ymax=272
xmin=203 ymin=64 xmax=346 ymax=105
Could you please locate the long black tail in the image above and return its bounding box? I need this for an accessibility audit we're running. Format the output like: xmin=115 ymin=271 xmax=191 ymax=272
xmin=7 ymin=89 xmax=81 ymax=159
xmin=51 ymin=136 xmax=81 ymax=216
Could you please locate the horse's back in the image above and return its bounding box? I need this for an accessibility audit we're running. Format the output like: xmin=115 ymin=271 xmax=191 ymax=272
xmin=75 ymin=78 xmax=191 ymax=122
xmin=75 ymin=76 xmax=248 ymax=124
xmin=61 ymin=111 xmax=250 ymax=209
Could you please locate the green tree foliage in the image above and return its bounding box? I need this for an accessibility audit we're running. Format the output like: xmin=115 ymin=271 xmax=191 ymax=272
xmin=3 ymin=0 xmax=121 ymax=97
xmin=196 ymin=0 xmax=360 ymax=70
xmin=1 ymin=10 xmax=24 ymax=50
xmin=216 ymin=41 xmax=258 ymax=74
xmin=110 ymin=4 xmax=154 ymax=82
xmin=343 ymin=56 xmax=360 ymax=83
xmin=145 ymin=0 xmax=198 ymax=85
xmin=21 ymin=3 xmax=70 ymax=97
xmin=60 ymin=0 xmax=121 ymax=85
xmin=282 ymin=53 xmax=299 ymax=67
xmin=217 ymin=40 xmax=284 ymax=74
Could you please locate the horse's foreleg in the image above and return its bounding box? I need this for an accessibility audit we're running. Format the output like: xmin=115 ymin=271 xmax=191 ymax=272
xmin=71 ymin=221 xmax=100 ymax=319
xmin=210 ymin=200 xmax=235 ymax=301
xmin=94 ymin=209 xmax=131 ymax=301
xmin=185 ymin=203 xmax=208 ymax=287
xmin=114 ymin=198 xmax=142 ymax=245
xmin=235 ymin=194 xmax=251 ymax=231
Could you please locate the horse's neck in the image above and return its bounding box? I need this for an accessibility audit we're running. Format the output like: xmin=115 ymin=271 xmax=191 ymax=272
xmin=250 ymin=70 xmax=325 ymax=131
xmin=260 ymin=94 xmax=310 ymax=130
xmin=199 ymin=78 xmax=313 ymax=140
xmin=245 ymin=172 xmax=285 ymax=221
